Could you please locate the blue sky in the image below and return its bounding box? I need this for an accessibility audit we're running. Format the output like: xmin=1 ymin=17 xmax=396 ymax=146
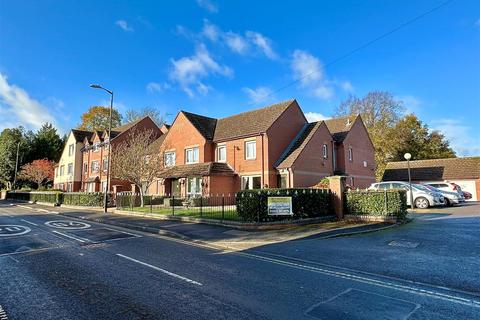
xmin=0 ymin=0 xmax=479 ymax=155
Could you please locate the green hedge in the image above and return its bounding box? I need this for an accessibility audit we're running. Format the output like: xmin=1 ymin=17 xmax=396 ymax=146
xmin=62 ymin=192 xmax=114 ymax=207
xmin=345 ymin=190 xmax=407 ymax=219
xmin=6 ymin=191 xmax=113 ymax=207
xmin=6 ymin=191 xmax=62 ymax=204
xmin=236 ymin=188 xmax=332 ymax=222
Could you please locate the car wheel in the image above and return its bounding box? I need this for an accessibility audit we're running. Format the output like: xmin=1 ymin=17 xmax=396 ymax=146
xmin=444 ymin=198 xmax=451 ymax=206
xmin=415 ymin=197 xmax=430 ymax=209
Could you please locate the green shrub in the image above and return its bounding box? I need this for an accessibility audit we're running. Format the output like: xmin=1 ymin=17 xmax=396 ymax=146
xmin=6 ymin=191 xmax=62 ymax=204
xmin=345 ymin=190 xmax=407 ymax=219
xmin=236 ymin=188 xmax=332 ymax=222
xmin=62 ymin=192 xmax=114 ymax=207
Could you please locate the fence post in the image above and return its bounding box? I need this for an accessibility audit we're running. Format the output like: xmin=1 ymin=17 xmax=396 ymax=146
xmin=130 ymin=193 xmax=133 ymax=211
xmin=150 ymin=196 xmax=152 ymax=213
xmin=384 ymin=189 xmax=388 ymax=215
xmin=222 ymin=195 xmax=225 ymax=222
xmin=172 ymin=195 xmax=175 ymax=216
xmin=200 ymin=196 xmax=203 ymax=217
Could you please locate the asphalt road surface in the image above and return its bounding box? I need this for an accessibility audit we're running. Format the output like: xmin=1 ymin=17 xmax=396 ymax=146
xmin=1 ymin=201 xmax=479 ymax=319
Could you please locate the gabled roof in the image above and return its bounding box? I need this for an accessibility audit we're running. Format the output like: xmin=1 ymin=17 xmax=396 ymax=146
xmin=158 ymin=162 xmax=235 ymax=179
xmin=213 ymin=99 xmax=296 ymax=142
xmin=181 ymin=111 xmax=217 ymax=140
xmin=383 ymin=157 xmax=480 ymax=181
xmin=276 ymin=121 xmax=329 ymax=168
xmin=71 ymin=129 xmax=93 ymax=142
xmin=324 ymin=115 xmax=358 ymax=142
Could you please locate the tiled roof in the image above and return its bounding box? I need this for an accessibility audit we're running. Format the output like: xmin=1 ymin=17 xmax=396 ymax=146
xmin=112 ymin=117 xmax=144 ymax=133
xmin=276 ymin=122 xmax=323 ymax=168
xmin=181 ymin=111 xmax=217 ymax=140
xmin=383 ymin=157 xmax=480 ymax=181
xmin=324 ymin=115 xmax=357 ymax=142
xmin=158 ymin=162 xmax=235 ymax=179
xmin=71 ymin=129 xmax=93 ymax=142
xmin=213 ymin=99 xmax=296 ymax=142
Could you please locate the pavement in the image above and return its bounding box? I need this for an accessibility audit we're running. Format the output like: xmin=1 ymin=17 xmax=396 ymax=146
xmin=1 ymin=200 xmax=479 ymax=319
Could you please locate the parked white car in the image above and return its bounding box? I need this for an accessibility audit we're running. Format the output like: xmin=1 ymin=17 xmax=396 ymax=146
xmin=421 ymin=184 xmax=464 ymax=206
xmin=424 ymin=182 xmax=465 ymax=202
xmin=368 ymin=181 xmax=444 ymax=209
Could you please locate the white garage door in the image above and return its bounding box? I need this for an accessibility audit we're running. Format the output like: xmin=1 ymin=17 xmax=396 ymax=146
xmin=448 ymin=179 xmax=477 ymax=201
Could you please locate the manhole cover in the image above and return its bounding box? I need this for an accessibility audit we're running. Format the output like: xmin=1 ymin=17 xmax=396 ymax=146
xmin=45 ymin=220 xmax=91 ymax=230
xmin=388 ymin=240 xmax=419 ymax=248
xmin=0 ymin=225 xmax=31 ymax=237
xmin=306 ymin=288 xmax=420 ymax=319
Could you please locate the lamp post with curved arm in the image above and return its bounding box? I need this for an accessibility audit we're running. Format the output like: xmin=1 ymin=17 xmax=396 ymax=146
xmin=90 ymin=84 xmax=113 ymax=213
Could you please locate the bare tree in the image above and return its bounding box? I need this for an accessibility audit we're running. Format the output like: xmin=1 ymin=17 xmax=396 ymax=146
xmin=124 ymin=107 xmax=165 ymax=127
xmin=111 ymin=129 xmax=165 ymax=207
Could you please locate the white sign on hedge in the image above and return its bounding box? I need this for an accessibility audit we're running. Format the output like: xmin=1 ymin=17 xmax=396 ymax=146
xmin=267 ymin=197 xmax=293 ymax=216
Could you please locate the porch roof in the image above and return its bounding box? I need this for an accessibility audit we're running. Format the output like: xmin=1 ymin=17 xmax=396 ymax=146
xmin=158 ymin=162 xmax=236 ymax=179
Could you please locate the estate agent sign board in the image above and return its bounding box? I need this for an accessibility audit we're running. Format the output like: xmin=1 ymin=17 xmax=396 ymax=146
xmin=267 ymin=197 xmax=293 ymax=216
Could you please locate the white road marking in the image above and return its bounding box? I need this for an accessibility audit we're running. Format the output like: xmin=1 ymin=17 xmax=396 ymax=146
xmin=116 ymin=254 xmax=202 ymax=286
xmin=236 ymin=251 xmax=480 ymax=308
xmin=20 ymin=219 xmax=39 ymax=226
xmin=52 ymin=231 xmax=90 ymax=243
xmin=0 ymin=225 xmax=31 ymax=237
xmin=45 ymin=220 xmax=91 ymax=230
xmin=35 ymin=209 xmax=50 ymax=213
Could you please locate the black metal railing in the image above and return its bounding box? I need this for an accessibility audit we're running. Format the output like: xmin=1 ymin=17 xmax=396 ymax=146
xmin=116 ymin=193 xmax=240 ymax=222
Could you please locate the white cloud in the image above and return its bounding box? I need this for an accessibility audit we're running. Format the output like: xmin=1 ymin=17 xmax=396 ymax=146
xmin=224 ymin=32 xmax=249 ymax=54
xmin=201 ymin=20 xmax=220 ymax=41
xmin=246 ymin=31 xmax=277 ymax=60
xmin=242 ymin=86 xmax=274 ymax=104
xmin=0 ymin=73 xmax=58 ymax=131
xmin=169 ymin=44 xmax=232 ymax=97
xmin=431 ymin=118 xmax=480 ymax=156
xmin=304 ymin=112 xmax=331 ymax=122
xmin=340 ymin=80 xmax=354 ymax=92
xmin=395 ymin=95 xmax=422 ymax=114
xmin=196 ymin=0 xmax=218 ymax=13
xmin=146 ymin=82 xmax=170 ymax=93
xmin=291 ymin=50 xmax=334 ymax=99
xmin=115 ymin=20 xmax=134 ymax=32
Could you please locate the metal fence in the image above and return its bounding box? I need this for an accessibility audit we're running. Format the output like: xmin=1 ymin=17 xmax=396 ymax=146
xmin=116 ymin=193 xmax=240 ymax=222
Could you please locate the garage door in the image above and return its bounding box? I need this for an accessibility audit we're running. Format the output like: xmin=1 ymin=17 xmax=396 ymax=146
xmin=448 ymin=179 xmax=477 ymax=201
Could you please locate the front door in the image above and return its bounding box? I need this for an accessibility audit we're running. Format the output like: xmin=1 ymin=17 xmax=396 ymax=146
xmin=171 ymin=179 xmax=181 ymax=197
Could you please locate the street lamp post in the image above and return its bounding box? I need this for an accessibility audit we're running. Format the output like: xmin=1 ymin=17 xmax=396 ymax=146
xmin=404 ymin=153 xmax=414 ymax=211
xmin=90 ymin=84 xmax=113 ymax=213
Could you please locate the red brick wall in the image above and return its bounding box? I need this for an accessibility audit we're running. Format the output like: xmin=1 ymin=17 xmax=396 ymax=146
xmin=160 ymin=112 xmax=209 ymax=165
xmin=208 ymin=175 xmax=240 ymax=196
xmin=341 ymin=118 xmax=376 ymax=188
xmin=266 ymin=101 xmax=307 ymax=188
xmin=291 ymin=123 xmax=334 ymax=187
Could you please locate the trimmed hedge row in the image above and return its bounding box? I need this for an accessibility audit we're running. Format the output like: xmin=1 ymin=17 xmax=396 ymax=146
xmin=236 ymin=188 xmax=332 ymax=222
xmin=6 ymin=191 xmax=61 ymax=204
xmin=345 ymin=190 xmax=407 ymax=219
xmin=6 ymin=191 xmax=113 ymax=207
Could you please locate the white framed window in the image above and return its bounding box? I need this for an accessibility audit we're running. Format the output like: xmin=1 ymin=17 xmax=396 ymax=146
xmin=187 ymin=177 xmax=202 ymax=197
xmin=60 ymin=165 xmax=65 ymax=176
xmin=241 ymin=175 xmax=261 ymax=190
xmin=67 ymin=182 xmax=73 ymax=192
xmin=91 ymin=161 xmax=99 ymax=173
xmin=93 ymin=142 xmax=100 ymax=152
xmin=87 ymin=182 xmax=95 ymax=193
xmin=322 ymin=144 xmax=328 ymax=159
xmin=185 ymin=147 xmax=199 ymax=164
xmin=101 ymin=181 xmax=107 ymax=192
xmin=245 ymin=140 xmax=256 ymax=160
xmin=217 ymin=145 xmax=226 ymax=162
xmin=68 ymin=144 xmax=74 ymax=156
xmin=348 ymin=147 xmax=353 ymax=162
xmin=164 ymin=151 xmax=176 ymax=167
xmin=67 ymin=163 xmax=73 ymax=175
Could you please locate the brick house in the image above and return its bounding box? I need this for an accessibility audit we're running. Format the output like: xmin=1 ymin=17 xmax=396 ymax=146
xmin=383 ymin=157 xmax=480 ymax=201
xmin=148 ymin=99 xmax=375 ymax=197
xmin=81 ymin=116 xmax=161 ymax=193
xmin=53 ymin=129 xmax=93 ymax=192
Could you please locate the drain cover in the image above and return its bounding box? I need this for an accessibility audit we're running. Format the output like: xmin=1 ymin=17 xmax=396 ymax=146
xmin=388 ymin=240 xmax=419 ymax=248
xmin=306 ymin=288 xmax=419 ymax=319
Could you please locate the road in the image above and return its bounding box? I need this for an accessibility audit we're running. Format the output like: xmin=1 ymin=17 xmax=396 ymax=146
xmin=1 ymin=201 xmax=479 ymax=319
